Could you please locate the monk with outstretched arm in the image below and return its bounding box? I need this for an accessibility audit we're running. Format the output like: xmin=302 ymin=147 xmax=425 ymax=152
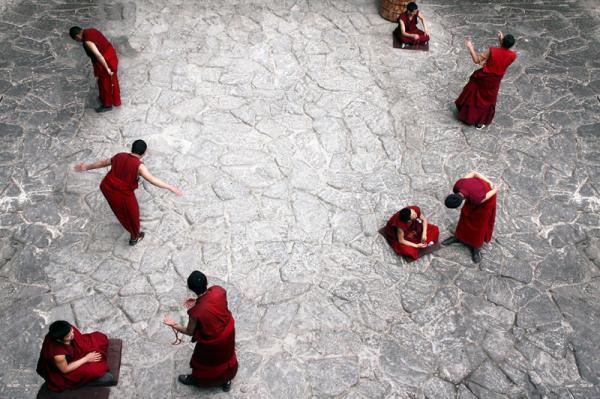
xmin=74 ymin=140 xmax=183 ymax=246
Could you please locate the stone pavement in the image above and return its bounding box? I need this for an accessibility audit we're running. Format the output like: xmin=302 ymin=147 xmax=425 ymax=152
xmin=1 ymin=0 xmax=600 ymax=398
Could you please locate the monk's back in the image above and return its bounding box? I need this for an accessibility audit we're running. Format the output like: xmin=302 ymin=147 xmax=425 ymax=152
xmin=109 ymin=153 xmax=140 ymax=187
xmin=483 ymin=47 xmax=516 ymax=76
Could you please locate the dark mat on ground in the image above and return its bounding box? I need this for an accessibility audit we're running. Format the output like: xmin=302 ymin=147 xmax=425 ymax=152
xmin=393 ymin=33 xmax=429 ymax=51
xmin=36 ymin=339 xmax=122 ymax=399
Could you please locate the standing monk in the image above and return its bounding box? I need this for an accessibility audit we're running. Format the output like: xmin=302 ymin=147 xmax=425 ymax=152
xmin=36 ymin=321 xmax=113 ymax=392
xmin=455 ymin=32 xmax=516 ymax=129
xmin=69 ymin=26 xmax=121 ymax=113
xmin=74 ymin=140 xmax=183 ymax=246
xmin=164 ymin=271 xmax=238 ymax=392
xmin=443 ymin=171 xmax=498 ymax=263
xmin=394 ymin=2 xmax=430 ymax=47
xmin=383 ymin=205 xmax=439 ymax=260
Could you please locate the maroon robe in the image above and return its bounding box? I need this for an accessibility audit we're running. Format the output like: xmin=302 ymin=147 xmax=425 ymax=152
xmin=384 ymin=205 xmax=440 ymax=260
xmin=82 ymin=28 xmax=121 ymax=107
xmin=36 ymin=327 xmax=109 ymax=392
xmin=187 ymin=286 xmax=238 ymax=387
xmin=394 ymin=11 xmax=430 ymax=45
xmin=99 ymin=153 xmax=142 ymax=239
xmin=453 ymin=178 xmax=496 ymax=248
xmin=455 ymin=47 xmax=517 ymax=125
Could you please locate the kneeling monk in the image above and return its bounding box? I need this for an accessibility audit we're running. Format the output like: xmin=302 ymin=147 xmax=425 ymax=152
xmin=384 ymin=205 xmax=439 ymax=260
xmin=36 ymin=321 xmax=113 ymax=392
xmin=455 ymin=32 xmax=516 ymax=129
xmin=443 ymin=171 xmax=498 ymax=263
xmin=394 ymin=2 xmax=430 ymax=46
xmin=164 ymin=271 xmax=238 ymax=392
xmin=74 ymin=140 xmax=183 ymax=246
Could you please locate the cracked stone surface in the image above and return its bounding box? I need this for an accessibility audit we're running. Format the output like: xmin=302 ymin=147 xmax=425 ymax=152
xmin=1 ymin=0 xmax=600 ymax=398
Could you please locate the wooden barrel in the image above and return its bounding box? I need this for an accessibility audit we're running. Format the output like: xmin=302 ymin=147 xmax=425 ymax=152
xmin=379 ymin=0 xmax=409 ymax=22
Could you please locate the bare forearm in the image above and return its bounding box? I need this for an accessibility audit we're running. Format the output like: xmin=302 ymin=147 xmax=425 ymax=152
xmin=468 ymin=46 xmax=480 ymax=64
xmin=84 ymin=159 xmax=110 ymax=170
xmin=61 ymin=357 xmax=88 ymax=373
xmin=172 ymin=323 xmax=193 ymax=336
xmin=399 ymin=238 xmax=421 ymax=248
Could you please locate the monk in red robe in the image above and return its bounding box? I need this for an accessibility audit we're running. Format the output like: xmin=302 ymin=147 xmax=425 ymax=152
xmin=394 ymin=2 xmax=430 ymax=47
xmin=383 ymin=205 xmax=439 ymax=260
xmin=69 ymin=26 xmax=121 ymax=113
xmin=443 ymin=171 xmax=498 ymax=263
xmin=74 ymin=140 xmax=183 ymax=246
xmin=36 ymin=321 xmax=113 ymax=392
xmin=455 ymin=32 xmax=517 ymax=129
xmin=164 ymin=271 xmax=238 ymax=392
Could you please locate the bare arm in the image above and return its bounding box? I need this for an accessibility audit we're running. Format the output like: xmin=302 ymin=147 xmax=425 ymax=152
xmin=54 ymin=352 xmax=101 ymax=374
xmin=418 ymin=14 xmax=429 ymax=35
xmin=399 ymin=20 xmax=420 ymax=40
xmin=464 ymin=38 xmax=489 ymax=65
xmin=464 ymin=171 xmax=493 ymax=186
xmin=481 ymin=187 xmax=498 ymax=203
xmin=497 ymin=31 xmax=504 ymax=47
xmin=74 ymin=158 xmax=111 ymax=172
xmin=138 ymin=164 xmax=183 ymax=196
xmin=84 ymin=41 xmax=112 ymax=75
xmin=397 ymin=229 xmax=426 ymax=248
xmin=163 ymin=315 xmax=197 ymax=336
xmin=420 ymin=215 xmax=428 ymax=242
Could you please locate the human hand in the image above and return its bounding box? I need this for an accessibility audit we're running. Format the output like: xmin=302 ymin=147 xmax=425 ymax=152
xmin=417 ymin=243 xmax=427 ymax=248
xmin=498 ymin=31 xmax=504 ymax=41
xmin=85 ymin=351 xmax=102 ymax=363
xmin=163 ymin=315 xmax=177 ymax=327
xmin=464 ymin=37 xmax=473 ymax=48
xmin=183 ymin=298 xmax=196 ymax=309
xmin=74 ymin=163 xmax=87 ymax=172
xmin=415 ymin=34 xmax=420 ymax=41
xmin=107 ymin=68 xmax=113 ymax=76
xmin=171 ymin=186 xmax=183 ymax=196
xmin=421 ymin=234 xmax=428 ymax=243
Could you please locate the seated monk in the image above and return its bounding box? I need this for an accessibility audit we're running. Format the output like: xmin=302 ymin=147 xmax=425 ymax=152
xmin=36 ymin=321 xmax=113 ymax=392
xmin=394 ymin=2 xmax=430 ymax=46
xmin=384 ymin=205 xmax=439 ymax=260
xmin=164 ymin=271 xmax=238 ymax=392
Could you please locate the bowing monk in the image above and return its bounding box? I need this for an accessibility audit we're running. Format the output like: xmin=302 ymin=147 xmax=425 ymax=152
xmin=394 ymin=2 xmax=430 ymax=47
xmin=383 ymin=205 xmax=439 ymax=260
xmin=69 ymin=26 xmax=121 ymax=113
xmin=443 ymin=171 xmax=498 ymax=263
xmin=36 ymin=321 xmax=113 ymax=392
xmin=455 ymin=32 xmax=516 ymax=129
xmin=74 ymin=140 xmax=183 ymax=246
xmin=164 ymin=271 xmax=238 ymax=392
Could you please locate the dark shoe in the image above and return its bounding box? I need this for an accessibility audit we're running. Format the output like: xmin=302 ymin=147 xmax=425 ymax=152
xmin=475 ymin=123 xmax=486 ymax=130
xmin=471 ymin=247 xmax=482 ymax=263
xmin=442 ymin=236 xmax=459 ymax=246
xmin=221 ymin=381 xmax=232 ymax=392
xmin=178 ymin=374 xmax=197 ymax=386
xmin=96 ymin=105 xmax=113 ymax=113
xmin=129 ymin=231 xmax=145 ymax=246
